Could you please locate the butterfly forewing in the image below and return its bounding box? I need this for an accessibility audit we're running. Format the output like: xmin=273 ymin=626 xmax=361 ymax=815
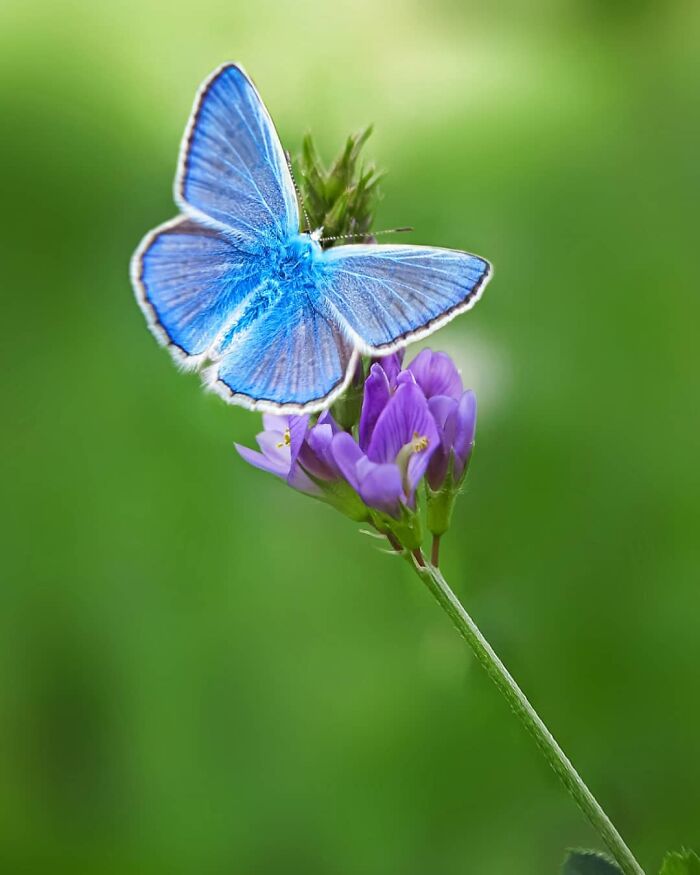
xmin=319 ymin=244 xmax=491 ymax=353
xmin=175 ymin=63 xmax=299 ymax=248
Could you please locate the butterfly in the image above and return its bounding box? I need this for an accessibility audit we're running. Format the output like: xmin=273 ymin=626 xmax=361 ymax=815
xmin=131 ymin=63 xmax=492 ymax=413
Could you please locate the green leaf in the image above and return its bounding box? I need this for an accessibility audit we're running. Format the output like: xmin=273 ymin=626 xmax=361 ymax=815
xmin=563 ymin=849 xmax=622 ymax=875
xmin=659 ymin=850 xmax=700 ymax=875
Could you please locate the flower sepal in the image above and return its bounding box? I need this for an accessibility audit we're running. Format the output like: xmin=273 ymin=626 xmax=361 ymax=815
xmin=330 ymin=359 xmax=366 ymax=431
xmin=425 ymin=449 xmax=473 ymax=537
xmin=370 ymin=500 xmax=423 ymax=552
xmin=305 ymin=469 xmax=370 ymax=522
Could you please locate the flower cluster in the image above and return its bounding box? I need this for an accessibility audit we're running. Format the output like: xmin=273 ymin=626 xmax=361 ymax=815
xmin=235 ymin=349 xmax=476 ymax=560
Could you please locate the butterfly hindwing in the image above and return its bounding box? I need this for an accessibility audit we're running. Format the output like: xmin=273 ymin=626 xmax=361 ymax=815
xmin=207 ymin=292 xmax=358 ymax=411
xmin=319 ymin=244 xmax=491 ymax=352
xmin=175 ymin=63 xmax=299 ymax=248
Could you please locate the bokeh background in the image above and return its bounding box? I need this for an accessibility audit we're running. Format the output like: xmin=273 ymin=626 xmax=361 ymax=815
xmin=2 ymin=1 xmax=699 ymax=872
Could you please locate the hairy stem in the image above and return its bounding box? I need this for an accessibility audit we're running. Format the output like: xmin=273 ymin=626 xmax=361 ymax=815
xmin=413 ymin=561 xmax=645 ymax=875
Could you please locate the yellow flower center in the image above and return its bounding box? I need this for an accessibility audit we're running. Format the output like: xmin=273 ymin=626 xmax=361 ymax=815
xmin=276 ymin=427 xmax=291 ymax=449
xmin=412 ymin=432 xmax=429 ymax=453
xmin=396 ymin=433 xmax=430 ymax=498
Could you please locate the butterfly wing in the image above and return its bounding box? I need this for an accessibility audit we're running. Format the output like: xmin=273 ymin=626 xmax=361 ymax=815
xmin=131 ymin=215 xmax=262 ymax=365
xmin=133 ymin=63 xmax=491 ymax=413
xmin=133 ymin=64 xmax=300 ymax=368
xmin=175 ymin=63 xmax=299 ymax=247
xmin=319 ymin=244 xmax=491 ymax=352
xmin=205 ymin=241 xmax=490 ymax=411
xmin=206 ymin=291 xmax=358 ymax=412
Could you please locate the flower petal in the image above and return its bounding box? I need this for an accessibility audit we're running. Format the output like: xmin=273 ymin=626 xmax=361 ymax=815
xmin=453 ymin=390 xmax=477 ymax=479
xmin=357 ymin=462 xmax=404 ymax=517
xmin=408 ymin=348 xmax=463 ymax=400
xmin=367 ymin=383 xmax=438 ymax=467
xmin=256 ymin=430 xmax=291 ymax=465
xmin=330 ymin=432 xmax=365 ymax=492
xmin=372 ymin=350 xmax=404 ymax=386
xmin=302 ymin=423 xmax=338 ymax=479
xmin=234 ymin=443 xmax=288 ymax=478
xmin=427 ymin=395 xmax=458 ymax=449
xmin=285 ymin=416 xmax=320 ymax=491
xmin=426 ymin=449 xmax=448 ymax=491
xmin=359 ymin=363 xmax=392 ymax=451
xmin=262 ymin=413 xmax=288 ymax=433
xmin=288 ymin=415 xmax=310 ymax=465
xmin=356 ymin=454 xmax=375 ymax=482
xmin=426 ymin=395 xmax=458 ymax=490
xmin=316 ymin=410 xmax=342 ymax=434
xmin=306 ymin=423 xmax=333 ymax=459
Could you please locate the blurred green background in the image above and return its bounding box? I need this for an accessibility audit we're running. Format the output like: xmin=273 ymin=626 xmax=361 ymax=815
xmin=1 ymin=1 xmax=699 ymax=872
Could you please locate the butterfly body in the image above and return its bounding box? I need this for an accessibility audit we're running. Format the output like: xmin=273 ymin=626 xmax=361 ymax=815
xmin=212 ymin=235 xmax=324 ymax=355
xmin=132 ymin=63 xmax=492 ymax=413
xmin=271 ymin=233 xmax=324 ymax=285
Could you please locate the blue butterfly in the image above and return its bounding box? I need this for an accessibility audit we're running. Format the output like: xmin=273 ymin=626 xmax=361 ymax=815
xmin=131 ymin=63 xmax=492 ymax=413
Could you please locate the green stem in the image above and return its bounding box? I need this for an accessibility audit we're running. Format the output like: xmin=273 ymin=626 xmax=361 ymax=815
xmin=414 ymin=561 xmax=645 ymax=875
xmin=431 ymin=534 xmax=441 ymax=567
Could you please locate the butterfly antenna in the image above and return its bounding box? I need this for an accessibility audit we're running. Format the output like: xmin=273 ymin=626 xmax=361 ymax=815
xmin=285 ymin=151 xmax=312 ymax=233
xmin=319 ymin=227 xmax=413 ymax=243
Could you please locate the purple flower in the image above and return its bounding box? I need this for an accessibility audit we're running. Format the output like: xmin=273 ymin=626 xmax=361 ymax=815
xmin=235 ymin=412 xmax=341 ymax=495
xmin=373 ymin=350 xmax=404 ymax=385
xmin=296 ymin=411 xmax=344 ymax=482
xmin=359 ymin=352 xmax=412 ymax=450
xmin=400 ymin=348 xmax=477 ymax=490
xmin=332 ymin=382 xmax=438 ymax=517
xmin=407 ymin=348 xmax=463 ymax=401
xmin=426 ymin=390 xmax=477 ymax=489
xmin=235 ymin=347 xmax=477 ymax=541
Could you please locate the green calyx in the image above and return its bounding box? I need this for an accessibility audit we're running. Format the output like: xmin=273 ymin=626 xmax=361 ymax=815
xmin=331 ymin=360 xmax=366 ymax=431
xmin=426 ymin=449 xmax=474 ymax=537
xmin=304 ymin=472 xmax=370 ymax=523
xmin=293 ymin=128 xmax=383 ymax=246
xmin=426 ymin=481 xmax=458 ymax=538
xmin=370 ymin=501 xmax=424 ymax=553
